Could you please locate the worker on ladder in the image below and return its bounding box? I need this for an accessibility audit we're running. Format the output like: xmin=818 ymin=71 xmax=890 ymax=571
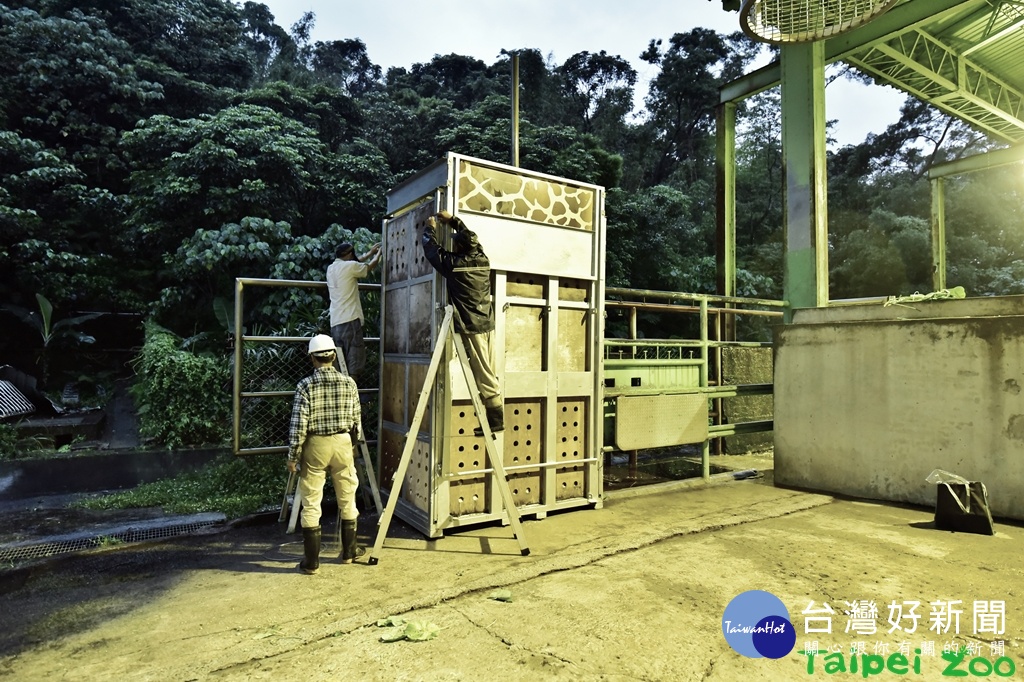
xmin=286 ymin=334 xmax=364 ymax=574
xmin=422 ymin=210 xmax=504 ymax=436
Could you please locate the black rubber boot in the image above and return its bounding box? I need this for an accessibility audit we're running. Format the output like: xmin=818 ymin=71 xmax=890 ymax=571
xmin=299 ymin=526 xmax=321 ymax=575
xmin=474 ymin=405 xmax=505 ymax=437
xmin=340 ymin=519 xmax=364 ymax=564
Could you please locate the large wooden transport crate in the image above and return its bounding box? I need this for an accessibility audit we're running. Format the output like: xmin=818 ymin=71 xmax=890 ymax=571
xmin=379 ymin=153 xmax=606 ymax=538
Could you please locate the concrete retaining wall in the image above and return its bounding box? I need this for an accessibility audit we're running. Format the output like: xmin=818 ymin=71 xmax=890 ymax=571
xmin=0 ymin=449 xmax=226 ymax=500
xmin=773 ymin=296 xmax=1024 ymax=520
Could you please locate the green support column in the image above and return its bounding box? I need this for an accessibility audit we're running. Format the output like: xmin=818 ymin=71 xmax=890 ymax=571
xmin=715 ymin=102 xmax=737 ymax=341
xmin=931 ymin=177 xmax=946 ymax=291
xmin=781 ymin=42 xmax=829 ymax=321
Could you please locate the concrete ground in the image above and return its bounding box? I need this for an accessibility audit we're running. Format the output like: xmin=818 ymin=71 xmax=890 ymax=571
xmin=0 ymin=454 xmax=1021 ymax=681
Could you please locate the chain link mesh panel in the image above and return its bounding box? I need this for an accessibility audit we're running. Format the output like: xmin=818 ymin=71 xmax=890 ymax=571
xmin=234 ymin=280 xmax=380 ymax=455
xmin=239 ymin=339 xmax=309 ymax=452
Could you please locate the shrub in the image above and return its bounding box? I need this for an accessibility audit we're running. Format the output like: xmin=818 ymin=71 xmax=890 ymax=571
xmin=0 ymin=423 xmax=19 ymax=460
xmin=131 ymin=320 xmax=230 ymax=448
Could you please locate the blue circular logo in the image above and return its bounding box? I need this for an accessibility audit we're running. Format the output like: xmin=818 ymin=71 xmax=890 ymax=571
xmin=722 ymin=590 xmax=795 ymax=659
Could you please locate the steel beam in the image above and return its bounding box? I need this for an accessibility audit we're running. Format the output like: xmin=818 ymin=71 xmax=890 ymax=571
xmin=928 ymin=143 xmax=1024 ymax=177
xmin=781 ymin=42 xmax=830 ymax=317
xmin=715 ymin=102 xmax=737 ymax=304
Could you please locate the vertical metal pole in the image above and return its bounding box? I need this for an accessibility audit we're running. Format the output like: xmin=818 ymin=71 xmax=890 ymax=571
xmin=715 ymin=104 xmax=737 ymax=299
xmin=700 ymin=298 xmax=710 ymax=481
xmin=628 ymin=305 xmax=638 ymax=358
xmin=699 ymin=299 xmax=709 ymax=389
xmin=232 ymin=278 xmax=244 ymax=455
xmin=781 ymin=42 xmax=829 ymax=321
xmin=716 ymin=102 xmax=738 ymax=344
xmin=931 ymin=177 xmax=946 ymax=291
xmin=511 ymin=53 xmax=520 ymax=167
xmin=627 ymin=304 xmax=638 ymax=479
xmin=714 ymin=101 xmax=737 ymax=457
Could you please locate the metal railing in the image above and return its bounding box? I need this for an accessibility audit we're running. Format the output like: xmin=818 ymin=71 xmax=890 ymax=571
xmin=602 ymin=287 xmax=785 ymax=487
xmin=230 ymin=279 xmax=784 ymax=491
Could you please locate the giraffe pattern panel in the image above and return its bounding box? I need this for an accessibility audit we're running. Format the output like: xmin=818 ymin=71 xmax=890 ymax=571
xmin=456 ymin=160 xmax=595 ymax=231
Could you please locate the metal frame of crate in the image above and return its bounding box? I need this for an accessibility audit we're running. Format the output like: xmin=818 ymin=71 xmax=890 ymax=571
xmin=379 ymin=153 xmax=606 ymax=538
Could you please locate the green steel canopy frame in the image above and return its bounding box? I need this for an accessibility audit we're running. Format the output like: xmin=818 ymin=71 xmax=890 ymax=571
xmin=715 ymin=0 xmax=1024 ymax=312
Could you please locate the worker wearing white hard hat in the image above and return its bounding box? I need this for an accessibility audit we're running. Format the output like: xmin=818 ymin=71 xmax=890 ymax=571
xmin=286 ymin=334 xmax=363 ymax=573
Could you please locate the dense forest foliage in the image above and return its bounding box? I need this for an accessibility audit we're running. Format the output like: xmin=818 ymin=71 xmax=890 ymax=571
xmin=2 ymin=0 xmax=1022 ymax=352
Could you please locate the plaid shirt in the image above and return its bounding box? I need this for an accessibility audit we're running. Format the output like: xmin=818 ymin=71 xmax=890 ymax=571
xmin=288 ymin=366 xmax=361 ymax=462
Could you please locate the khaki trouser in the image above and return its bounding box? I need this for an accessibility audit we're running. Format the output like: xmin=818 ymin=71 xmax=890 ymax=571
xmin=462 ymin=330 xmax=501 ymax=408
xmin=298 ymin=433 xmax=359 ymax=528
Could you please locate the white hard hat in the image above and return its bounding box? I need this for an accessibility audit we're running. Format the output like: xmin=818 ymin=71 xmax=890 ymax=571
xmin=308 ymin=334 xmax=336 ymax=355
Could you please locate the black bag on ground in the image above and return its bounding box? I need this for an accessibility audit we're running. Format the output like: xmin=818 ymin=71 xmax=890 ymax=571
xmin=934 ymin=481 xmax=994 ymax=536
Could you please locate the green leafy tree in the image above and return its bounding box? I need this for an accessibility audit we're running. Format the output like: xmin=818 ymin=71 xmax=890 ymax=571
xmin=605 ymin=185 xmax=702 ymax=291
xmin=829 ymin=209 xmax=932 ymax=298
xmin=309 ymin=38 xmax=382 ymax=96
xmin=159 ymin=217 xmax=293 ymax=324
xmin=323 ymin=139 xmax=394 ymax=229
xmin=944 ymin=167 xmax=1024 ymax=295
xmin=0 ymin=5 xmax=160 ymax=310
xmin=160 ymin=218 xmax=381 ymax=333
xmin=860 ymin=97 xmax=992 ymax=179
xmin=122 ymin=104 xmax=334 ymax=254
xmin=827 ymin=93 xmax=1022 ymax=300
xmin=0 ymin=131 xmax=114 ymax=307
xmin=239 ymin=0 xmax=295 ymax=84
xmin=264 ymin=225 xmax=381 ymax=329
xmin=359 ymin=90 xmax=460 ymax=173
xmin=502 ymin=48 xmax=564 ymax=129
xmin=44 ymin=0 xmax=253 ymax=115
xmin=556 ymin=50 xmax=637 ymax=138
xmin=735 ymin=89 xmax=784 ymax=298
xmin=637 ymin=29 xmax=760 ymax=187
xmin=387 ymin=53 xmax=501 ymax=110
xmin=0 ymin=4 xmax=164 ymax=177
xmin=236 ymin=81 xmax=362 ymax=152
xmin=433 ymin=94 xmax=620 ymax=188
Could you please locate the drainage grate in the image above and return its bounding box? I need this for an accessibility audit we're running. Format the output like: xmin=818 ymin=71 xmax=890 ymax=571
xmin=0 ymin=520 xmax=222 ymax=563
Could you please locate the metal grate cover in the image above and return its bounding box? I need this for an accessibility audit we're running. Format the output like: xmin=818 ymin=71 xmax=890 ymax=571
xmin=0 ymin=518 xmax=223 ymax=563
xmin=741 ymin=0 xmax=900 ymax=44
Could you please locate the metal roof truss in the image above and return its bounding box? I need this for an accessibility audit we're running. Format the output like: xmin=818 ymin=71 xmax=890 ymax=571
xmin=847 ymin=19 xmax=1024 ymax=142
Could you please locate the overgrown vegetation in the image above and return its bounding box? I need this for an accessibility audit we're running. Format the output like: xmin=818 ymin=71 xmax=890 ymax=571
xmin=76 ymin=452 xmax=283 ymax=519
xmin=0 ymin=423 xmax=19 ymax=460
xmin=131 ymin=321 xmax=230 ymax=449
